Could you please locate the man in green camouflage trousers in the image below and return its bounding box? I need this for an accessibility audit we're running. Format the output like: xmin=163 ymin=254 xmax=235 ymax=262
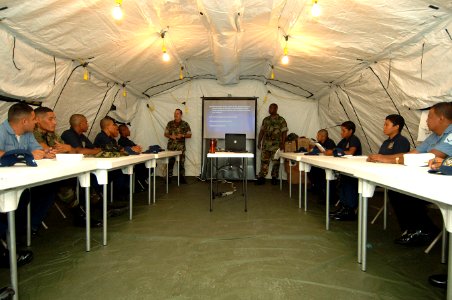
xmin=164 ymin=109 xmax=192 ymax=184
xmin=256 ymin=103 xmax=288 ymax=185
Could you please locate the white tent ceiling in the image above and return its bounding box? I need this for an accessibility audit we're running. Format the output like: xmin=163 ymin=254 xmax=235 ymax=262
xmin=0 ymin=0 xmax=451 ymax=176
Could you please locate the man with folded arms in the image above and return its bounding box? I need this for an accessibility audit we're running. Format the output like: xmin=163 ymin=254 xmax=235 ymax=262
xmin=368 ymin=103 xmax=452 ymax=246
xmin=0 ymin=103 xmax=50 ymax=269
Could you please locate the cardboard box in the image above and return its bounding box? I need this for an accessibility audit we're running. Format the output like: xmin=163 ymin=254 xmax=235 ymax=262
xmin=284 ymin=141 xmax=297 ymax=153
xmin=297 ymin=137 xmax=311 ymax=151
xmin=284 ymin=161 xmax=309 ymax=185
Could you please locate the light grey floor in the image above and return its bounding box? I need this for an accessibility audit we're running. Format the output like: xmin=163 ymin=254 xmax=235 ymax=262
xmin=0 ymin=178 xmax=446 ymax=299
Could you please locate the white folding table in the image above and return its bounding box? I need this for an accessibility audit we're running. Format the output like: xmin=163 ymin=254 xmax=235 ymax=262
xmin=0 ymin=159 xmax=95 ymax=300
xmin=207 ymin=152 xmax=254 ymax=212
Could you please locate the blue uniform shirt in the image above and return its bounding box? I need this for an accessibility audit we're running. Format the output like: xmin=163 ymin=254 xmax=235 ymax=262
xmin=0 ymin=120 xmax=42 ymax=152
xmin=337 ymin=134 xmax=362 ymax=156
xmin=321 ymin=138 xmax=336 ymax=150
xmin=61 ymin=128 xmax=95 ymax=149
xmin=378 ymin=133 xmax=411 ymax=155
xmin=118 ymin=136 xmax=136 ymax=148
xmin=94 ymin=131 xmax=118 ymax=149
xmin=416 ymin=124 xmax=452 ymax=156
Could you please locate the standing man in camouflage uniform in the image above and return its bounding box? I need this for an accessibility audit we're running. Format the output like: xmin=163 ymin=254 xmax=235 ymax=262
xmin=164 ymin=108 xmax=192 ymax=184
xmin=256 ymin=103 xmax=288 ymax=185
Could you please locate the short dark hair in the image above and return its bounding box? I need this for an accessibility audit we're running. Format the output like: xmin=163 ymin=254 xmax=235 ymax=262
xmin=118 ymin=124 xmax=129 ymax=134
xmin=34 ymin=106 xmax=53 ymax=117
xmin=341 ymin=121 xmax=356 ymax=134
xmin=175 ymin=108 xmax=183 ymax=115
xmin=8 ymin=103 xmax=34 ymax=123
xmin=69 ymin=114 xmax=86 ymax=128
xmin=318 ymin=129 xmax=329 ymax=137
xmin=100 ymin=117 xmax=114 ymax=130
xmin=432 ymin=102 xmax=452 ymax=120
xmin=385 ymin=114 xmax=405 ymax=133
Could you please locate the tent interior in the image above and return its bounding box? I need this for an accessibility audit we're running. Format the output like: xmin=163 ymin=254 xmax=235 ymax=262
xmin=1 ymin=0 xmax=451 ymax=176
xmin=0 ymin=0 xmax=451 ymax=298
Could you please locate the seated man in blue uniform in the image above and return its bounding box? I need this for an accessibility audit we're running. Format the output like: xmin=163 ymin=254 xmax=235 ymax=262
xmin=366 ymin=114 xmax=438 ymax=246
xmin=94 ymin=117 xmax=130 ymax=200
xmin=118 ymin=124 xmax=148 ymax=191
xmin=368 ymin=103 xmax=452 ymax=246
xmin=328 ymin=121 xmax=362 ymax=221
xmin=61 ymin=114 xmax=101 ymax=156
xmin=0 ymin=103 xmax=51 ymax=268
xmin=307 ymin=129 xmax=336 ymax=198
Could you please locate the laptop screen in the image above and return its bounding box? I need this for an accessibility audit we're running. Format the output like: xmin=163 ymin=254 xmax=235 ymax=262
xmin=225 ymin=133 xmax=246 ymax=152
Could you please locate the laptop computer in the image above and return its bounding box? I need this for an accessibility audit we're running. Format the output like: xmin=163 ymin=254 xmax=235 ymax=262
xmin=225 ymin=133 xmax=247 ymax=152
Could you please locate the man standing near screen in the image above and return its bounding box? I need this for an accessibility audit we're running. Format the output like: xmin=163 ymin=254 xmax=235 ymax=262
xmin=164 ymin=108 xmax=192 ymax=184
xmin=256 ymin=103 xmax=288 ymax=185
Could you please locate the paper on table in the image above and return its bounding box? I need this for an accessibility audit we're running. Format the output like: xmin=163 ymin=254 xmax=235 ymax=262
xmin=343 ymin=155 xmax=368 ymax=159
xmin=403 ymin=153 xmax=435 ymax=167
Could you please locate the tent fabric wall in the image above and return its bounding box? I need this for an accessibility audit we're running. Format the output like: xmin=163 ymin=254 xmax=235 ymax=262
xmin=131 ymin=79 xmax=319 ymax=177
xmin=0 ymin=26 xmax=140 ymax=141
xmin=317 ymin=18 xmax=452 ymax=155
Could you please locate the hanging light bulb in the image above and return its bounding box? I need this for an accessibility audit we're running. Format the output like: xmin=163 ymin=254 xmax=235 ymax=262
xmin=312 ymin=0 xmax=321 ymax=17
xmin=112 ymin=0 xmax=123 ymax=21
xmin=281 ymin=36 xmax=289 ymax=65
xmin=83 ymin=67 xmax=89 ymax=81
xmin=122 ymin=85 xmax=127 ymax=97
xmin=162 ymin=51 xmax=170 ymax=62
xmin=270 ymin=65 xmax=275 ymax=79
xmin=179 ymin=66 xmax=184 ymax=80
xmin=161 ymin=32 xmax=170 ymax=62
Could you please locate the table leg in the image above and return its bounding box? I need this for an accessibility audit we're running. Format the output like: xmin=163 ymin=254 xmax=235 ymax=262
xmin=244 ymin=158 xmax=248 ymax=212
xmin=304 ymin=164 xmax=311 ymax=211
xmin=148 ymin=167 xmax=151 ymax=205
xmin=177 ymin=155 xmax=180 ymax=187
xmin=103 ymin=184 xmax=107 ymax=246
xmin=129 ymin=174 xmax=133 ymax=220
xmin=166 ymin=158 xmax=169 ymax=194
xmin=7 ymin=212 xmax=18 ymax=300
xmin=442 ymin=227 xmax=447 ymax=264
xmin=289 ymin=163 xmax=292 ymax=199
xmin=303 ymin=171 xmax=307 ymax=211
xmin=85 ymin=187 xmax=90 ymax=252
xmin=447 ymin=235 xmax=452 ymax=300
xmin=279 ymin=158 xmax=283 ymax=191
xmin=361 ymin=196 xmax=368 ymax=271
xmin=326 ymin=180 xmax=330 ymax=231
xmin=27 ymin=201 xmax=31 ymax=247
xmin=153 ymin=166 xmax=156 ymax=204
xmin=358 ymin=194 xmax=362 ymax=264
xmin=383 ymin=189 xmax=388 ymax=230
xmin=210 ymin=157 xmax=213 ymax=212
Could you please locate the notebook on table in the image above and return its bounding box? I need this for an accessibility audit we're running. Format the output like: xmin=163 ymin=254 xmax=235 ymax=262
xmin=225 ymin=133 xmax=247 ymax=152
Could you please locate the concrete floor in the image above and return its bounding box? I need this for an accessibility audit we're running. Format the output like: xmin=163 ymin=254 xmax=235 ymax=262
xmin=0 ymin=178 xmax=446 ymax=299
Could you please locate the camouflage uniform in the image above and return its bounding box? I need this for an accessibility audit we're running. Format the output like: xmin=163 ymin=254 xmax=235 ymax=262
xmin=165 ymin=120 xmax=191 ymax=176
xmin=34 ymin=128 xmax=64 ymax=147
xmin=259 ymin=114 xmax=288 ymax=178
